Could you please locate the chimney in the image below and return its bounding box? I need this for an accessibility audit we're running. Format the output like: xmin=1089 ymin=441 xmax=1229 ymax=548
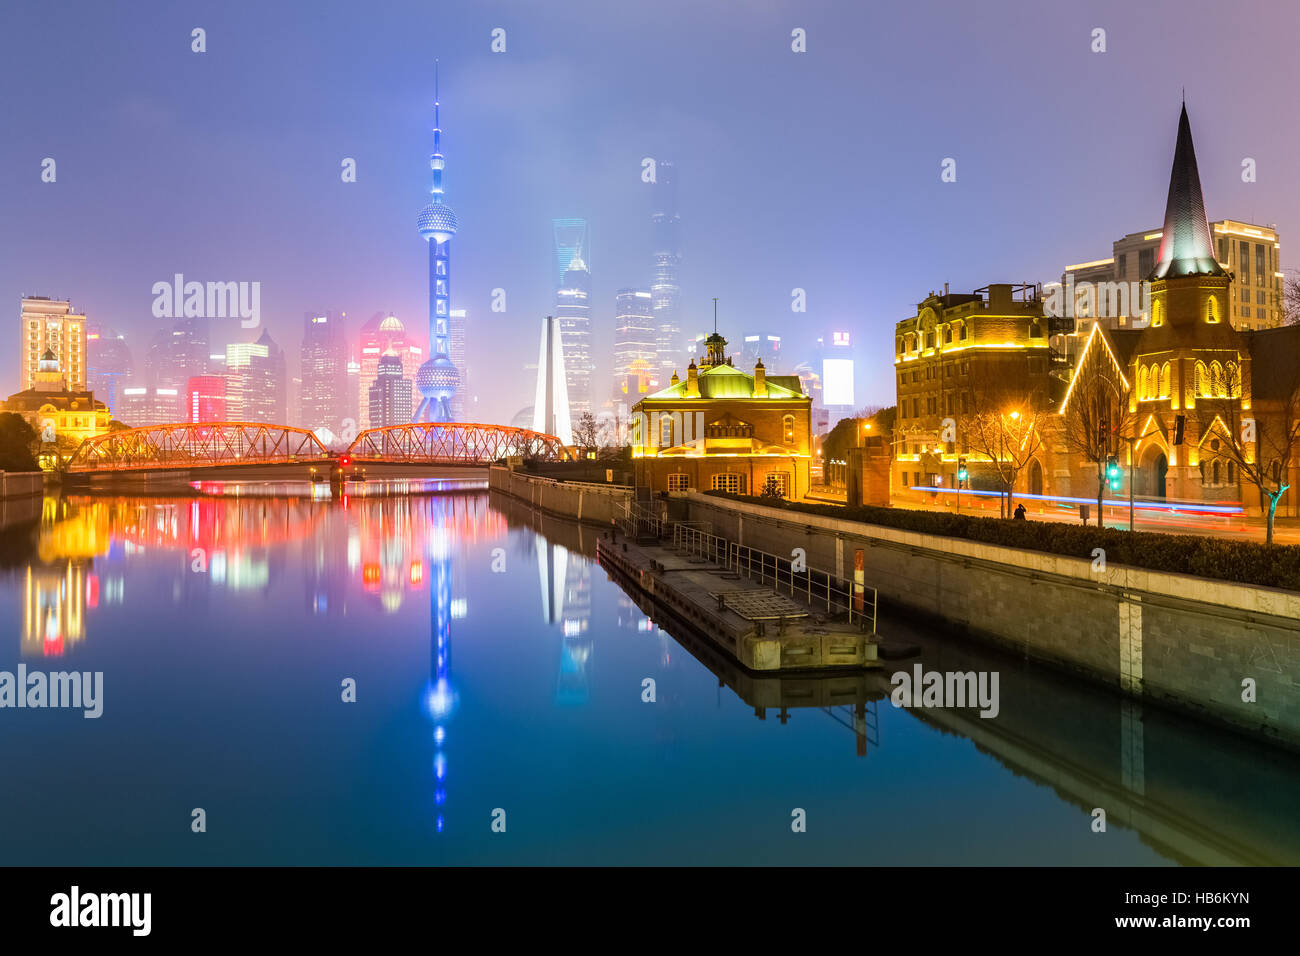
xmin=686 ymin=359 xmax=700 ymax=398
xmin=753 ymin=358 xmax=767 ymax=397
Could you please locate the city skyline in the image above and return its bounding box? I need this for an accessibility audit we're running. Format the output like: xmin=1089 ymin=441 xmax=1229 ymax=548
xmin=6 ymin=1 xmax=1299 ymax=428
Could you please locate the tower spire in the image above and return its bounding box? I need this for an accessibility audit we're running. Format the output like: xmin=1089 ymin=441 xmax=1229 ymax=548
xmin=415 ymin=63 xmax=462 ymax=422
xmin=1150 ymin=101 xmax=1225 ymax=280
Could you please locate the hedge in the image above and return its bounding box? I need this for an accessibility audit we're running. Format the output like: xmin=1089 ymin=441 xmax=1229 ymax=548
xmin=702 ymin=491 xmax=1300 ymax=593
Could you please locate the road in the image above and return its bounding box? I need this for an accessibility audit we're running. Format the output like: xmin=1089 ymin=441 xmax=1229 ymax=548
xmin=804 ymin=488 xmax=1300 ymax=545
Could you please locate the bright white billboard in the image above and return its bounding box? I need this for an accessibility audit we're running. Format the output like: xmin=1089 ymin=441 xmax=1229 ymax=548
xmin=822 ymin=358 xmax=855 ymax=406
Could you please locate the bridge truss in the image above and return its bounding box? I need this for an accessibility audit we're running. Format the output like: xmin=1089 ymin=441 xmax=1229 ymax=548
xmin=67 ymin=423 xmax=332 ymax=472
xmin=346 ymin=422 xmax=569 ymax=463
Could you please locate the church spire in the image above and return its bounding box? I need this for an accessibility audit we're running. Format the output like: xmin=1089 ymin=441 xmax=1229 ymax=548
xmin=1150 ymin=102 xmax=1226 ymax=280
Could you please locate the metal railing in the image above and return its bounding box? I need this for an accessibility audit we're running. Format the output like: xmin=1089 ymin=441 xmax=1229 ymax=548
xmin=670 ymin=522 xmax=877 ymax=632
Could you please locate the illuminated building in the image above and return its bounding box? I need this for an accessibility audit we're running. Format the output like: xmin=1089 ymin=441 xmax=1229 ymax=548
xmin=553 ymin=218 xmax=588 ymax=289
xmin=555 ymin=255 xmax=593 ymax=416
xmin=1059 ymin=223 xmax=1283 ymax=334
xmin=368 ymin=350 xmax=413 ymax=428
xmin=300 ymin=311 xmax=350 ymax=434
xmin=1055 ymin=103 xmax=1300 ymax=514
xmin=893 ymin=283 xmax=1057 ymax=494
xmin=358 ymin=312 xmax=421 ymax=430
xmin=186 ymin=375 xmax=227 ymax=423
xmin=651 ymin=161 xmax=685 ymax=379
xmin=118 ymin=386 xmax=180 ymax=427
xmin=3 ymin=348 xmax=110 ymax=467
xmin=632 ymin=331 xmax=812 ymax=497
xmin=740 ymin=334 xmax=782 ymax=373
xmin=612 ymin=289 xmax=657 ymax=410
xmin=449 ymin=308 xmax=468 ymax=421
xmin=818 ymin=330 xmax=856 ymax=420
xmin=20 ymin=296 xmax=85 ymax=393
xmin=413 ymin=65 xmax=462 ymax=424
xmin=224 ymin=329 xmax=286 ymax=424
xmin=86 ymin=324 xmax=133 ymax=419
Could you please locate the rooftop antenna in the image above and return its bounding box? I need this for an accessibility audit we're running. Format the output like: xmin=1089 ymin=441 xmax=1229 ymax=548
xmin=712 ymin=297 xmax=718 ymax=333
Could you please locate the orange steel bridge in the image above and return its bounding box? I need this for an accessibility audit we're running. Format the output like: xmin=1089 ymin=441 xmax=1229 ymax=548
xmin=65 ymin=421 xmax=569 ymax=474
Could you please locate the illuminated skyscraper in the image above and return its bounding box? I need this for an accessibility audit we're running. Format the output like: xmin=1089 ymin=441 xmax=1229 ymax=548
xmin=651 ymin=162 xmax=684 ymax=378
xmin=555 ymin=256 xmax=593 ymax=416
xmin=86 ymin=324 xmax=133 ymax=419
xmin=20 ymin=297 xmax=86 ymax=393
xmin=367 ymin=349 xmax=413 ymax=428
xmin=186 ymin=375 xmax=227 ymax=422
xmin=224 ymin=329 xmax=285 ymax=424
xmin=449 ymin=308 xmax=468 ymax=421
xmin=414 ymin=64 xmax=461 ymax=423
xmin=300 ymin=311 xmax=349 ymax=434
xmin=357 ymin=312 xmax=421 ymax=431
xmin=553 ymin=218 xmax=589 ymax=289
xmin=612 ymin=288 xmax=656 ymax=408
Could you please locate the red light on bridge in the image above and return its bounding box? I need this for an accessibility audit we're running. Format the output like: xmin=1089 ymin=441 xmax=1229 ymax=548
xmin=339 ymin=455 xmax=351 ymax=468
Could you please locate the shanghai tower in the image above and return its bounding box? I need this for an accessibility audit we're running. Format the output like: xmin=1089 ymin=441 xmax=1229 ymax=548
xmin=414 ymin=63 xmax=461 ymax=423
xmin=651 ymin=161 xmax=684 ymax=378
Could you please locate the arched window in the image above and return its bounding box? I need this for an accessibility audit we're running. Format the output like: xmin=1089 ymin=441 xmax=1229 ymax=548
xmin=1199 ymin=460 xmax=1206 ymax=482
xmin=1212 ymin=460 xmax=1221 ymax=485
xmin=1196 ymin=361 xmax=1209 ymax=397
xmin=1160 ymin=362 xmax=1171 ymax=399
xmin=660 ymin=416 xmax=674 ymax=446
xmin=1207 ymin=295 xmax=1219 ymax=324
xmin=1152 ymin=299 xmax=1164 ymax=327
xmin=1228 ymin=460 xmax=1236 ymax=484
xmin=1211 ymin=362 xmax=1225 ymax=397
xmin=782 ymin=415 xmax=795 ymax=444
xmin=1226 ymin=362 xmax=1240 ymax=397
xmin=895 ymin=337 xmax=903 ymax=355
xmin=1138 ymin=365 xmax=1149 ymax=400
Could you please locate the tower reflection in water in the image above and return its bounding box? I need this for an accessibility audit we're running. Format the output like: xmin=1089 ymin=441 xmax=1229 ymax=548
xmin=536 ymin=538 xmax=593 ymax=705
xmin=352 ymin=494 xmax=501 ymax=835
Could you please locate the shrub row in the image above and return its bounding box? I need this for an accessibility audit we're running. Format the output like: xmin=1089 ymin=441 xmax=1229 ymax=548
xmin=701 ymin=491 xmax=1300 ymax=592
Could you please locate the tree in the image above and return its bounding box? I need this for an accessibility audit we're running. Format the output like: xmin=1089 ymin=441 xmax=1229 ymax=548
xmin=0 ymin=413 xmax=40 ymax=472
xmin=964 ymin=402 xmax=1045 ymax=518
xmin=1283 ymin=270 xmax=1300 ymax=326
xmin=573 ymin=412 xmax=600 ymax=456
xmin=965 ymin=366 xmax=1046 ymax=518
xmin=1060 ymin=331 xmax=1136 ymax=527
xmin=1199 ymin=363 xmax=1299 ymax=545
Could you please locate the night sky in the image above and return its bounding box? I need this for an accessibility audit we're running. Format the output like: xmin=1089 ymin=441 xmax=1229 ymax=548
xmin=2 ymin=0 xmax=1297 ymax=424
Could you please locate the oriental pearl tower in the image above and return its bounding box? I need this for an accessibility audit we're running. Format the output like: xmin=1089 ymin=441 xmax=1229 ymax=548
xmin=414 ymin=63 xmax=461 ymax=422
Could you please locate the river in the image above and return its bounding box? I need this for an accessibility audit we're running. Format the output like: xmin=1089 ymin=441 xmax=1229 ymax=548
xmin=1 ymin=489 xmax=1297 ymax=865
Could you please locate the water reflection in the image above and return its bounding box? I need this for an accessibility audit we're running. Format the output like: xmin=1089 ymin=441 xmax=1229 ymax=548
xmin=1 ymin=489 xmax=1299 ymax=864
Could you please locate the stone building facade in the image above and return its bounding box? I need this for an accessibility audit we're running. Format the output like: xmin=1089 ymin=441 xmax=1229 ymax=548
xmin=631 ymin=332 xmax=812 ymax=498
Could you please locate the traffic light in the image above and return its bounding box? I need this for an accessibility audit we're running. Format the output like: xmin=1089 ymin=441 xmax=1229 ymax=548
xmin=1106 ymin=456 xmax=1121 ymax=491
xmin=957 ymin=457 xmax=969 ymax=482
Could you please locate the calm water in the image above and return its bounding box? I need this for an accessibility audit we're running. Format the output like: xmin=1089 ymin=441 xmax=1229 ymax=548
xmin=2 ymin=490 xmax=1299 ymax=866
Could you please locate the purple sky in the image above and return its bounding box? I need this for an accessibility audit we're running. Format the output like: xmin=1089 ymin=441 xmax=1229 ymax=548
xmin=2 ymin=0 xmax=1297 ymax=424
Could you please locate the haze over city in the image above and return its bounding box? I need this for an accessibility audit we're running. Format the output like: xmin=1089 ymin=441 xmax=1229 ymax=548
xmin=3 ymin=0 xmax=1298 ymax=424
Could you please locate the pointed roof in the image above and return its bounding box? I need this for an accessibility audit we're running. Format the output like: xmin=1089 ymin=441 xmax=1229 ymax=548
xmin=1150 ymin=103 xmax=1226 ymax=280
